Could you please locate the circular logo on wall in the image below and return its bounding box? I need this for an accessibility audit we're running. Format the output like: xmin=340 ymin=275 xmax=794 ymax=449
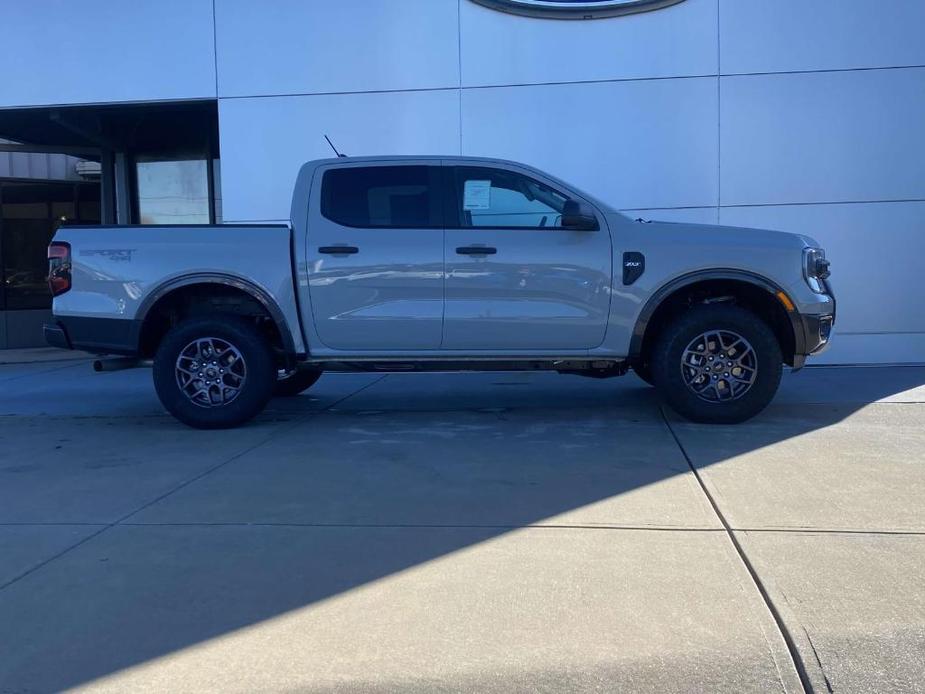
xmin=470 ymin=0 xmax=687 ymax=19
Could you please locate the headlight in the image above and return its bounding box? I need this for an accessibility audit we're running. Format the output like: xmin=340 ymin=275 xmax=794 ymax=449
xmin=803 ymin=247 xmax=830 ymax=293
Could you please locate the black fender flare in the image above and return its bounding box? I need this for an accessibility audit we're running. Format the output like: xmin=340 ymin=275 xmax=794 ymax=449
xmin=135 ymin=273 xmax=296 ymax=354
xmin=628 ymin=269 xmax=805 ymax=361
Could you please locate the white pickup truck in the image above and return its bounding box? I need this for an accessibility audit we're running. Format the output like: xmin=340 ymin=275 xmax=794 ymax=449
xmin=46 ymin=156 xmax=834 ymax=428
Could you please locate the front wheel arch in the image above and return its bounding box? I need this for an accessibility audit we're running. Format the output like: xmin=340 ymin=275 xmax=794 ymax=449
xmin=630 ymin=272 xmax=801 ymax=370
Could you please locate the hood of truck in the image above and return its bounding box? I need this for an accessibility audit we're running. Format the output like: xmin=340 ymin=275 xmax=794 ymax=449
xmin=619 ymin=216 xmax=818 ymax=251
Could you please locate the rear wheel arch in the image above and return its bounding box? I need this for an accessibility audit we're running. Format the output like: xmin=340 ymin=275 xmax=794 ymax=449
xmin=136 ymin=274 xmax=295 ymax=360
xmin=630 ymin=271 xmax=803 ymax=369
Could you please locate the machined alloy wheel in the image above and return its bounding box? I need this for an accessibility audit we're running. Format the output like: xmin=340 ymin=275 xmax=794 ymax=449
xmin=175 ymin=337 xmax=247 ymax=407
xmin=680 ymin=330 xmax=757 ymax=402
xmin=651 ymin=304 xmax=782 ymax=424
xmin=153 ymin=316 xmax=276 ymax=429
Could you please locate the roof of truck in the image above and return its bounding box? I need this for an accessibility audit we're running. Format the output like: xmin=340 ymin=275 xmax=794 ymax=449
xmin=306 ymin=155 xmax=539 ymax=164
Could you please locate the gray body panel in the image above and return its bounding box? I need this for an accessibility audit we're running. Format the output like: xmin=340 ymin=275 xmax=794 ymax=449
xmin=601 ymin=215 xmax=834 ymax=355
xmin=302 ymin=158 xmax=444 ymax=351
xmin=52 ymin=156 xmax=834 ymax=362
xmin=440 ymin=159 xmax=612 ymax=351
xmin=52 ymin=225 xmax=306 ymax=355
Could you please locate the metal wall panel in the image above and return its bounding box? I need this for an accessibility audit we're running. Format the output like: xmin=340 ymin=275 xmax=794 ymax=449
xmin=721 ymin=201 xmax=925 ymax=338
xmin=461 ymin=0 xmax=717 ymax=86
xmin=215 ymin=0 xmax=459 ymax=97
xmin=218 ymin=91 xmax=461 ymax=222
xmin=3 ymin=310 xmax=50 ymax=349
xmin=0 ymin=150 xmax=82 ymax=181
xmin=720 ymin=0 xmax=925 ymax=75
xmin=0 ymin=0 xmax=215 ymax=107
xmin=720 ymin=68 xmax=925 ymax=206
xmin=461 ymin=77 xmax=718 ymax=210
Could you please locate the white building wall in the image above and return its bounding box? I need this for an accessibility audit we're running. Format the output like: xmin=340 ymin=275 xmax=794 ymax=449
xmin=213 ymin=0 xmax=925 ymax=364
xmin=0 ymin=0 xmax=216 ymax=108
xmin=2 ymin=0 xmax=922 ymax=363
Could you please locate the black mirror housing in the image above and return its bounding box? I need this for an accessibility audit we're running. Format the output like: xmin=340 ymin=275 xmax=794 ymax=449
xmin=561 ymin=199 xmax=599 ymax=231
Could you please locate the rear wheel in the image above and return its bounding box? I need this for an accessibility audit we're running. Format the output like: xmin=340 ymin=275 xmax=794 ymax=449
xmin=651 ymin=304 xmax=782 ymax=424
xmin=153 ymin=316 xmax=276 ymax=429
xmin=274 ymin=368 xmax=322 ymax=397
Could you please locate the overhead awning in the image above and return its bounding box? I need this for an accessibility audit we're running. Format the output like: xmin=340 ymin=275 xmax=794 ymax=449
xmin=0 ymin=100 xmax=218 ymax=156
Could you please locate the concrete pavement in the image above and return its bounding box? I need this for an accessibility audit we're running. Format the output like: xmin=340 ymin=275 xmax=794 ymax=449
xmin=0 ymin=357 xmax=923 ymax=692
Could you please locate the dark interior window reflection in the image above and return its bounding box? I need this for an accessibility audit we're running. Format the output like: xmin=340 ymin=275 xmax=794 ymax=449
xmin=0 ymin=181 xmax=100 ymax=311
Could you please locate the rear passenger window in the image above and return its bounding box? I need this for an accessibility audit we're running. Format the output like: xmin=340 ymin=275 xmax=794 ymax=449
xmin=321 ymin=166 xmax=441 ymax=228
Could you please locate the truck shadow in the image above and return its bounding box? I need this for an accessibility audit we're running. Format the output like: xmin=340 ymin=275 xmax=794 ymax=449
xmin=2 ymin=366 xmax=924 ymax=690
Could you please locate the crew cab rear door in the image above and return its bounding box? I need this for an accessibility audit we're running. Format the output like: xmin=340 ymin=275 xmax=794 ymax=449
xmin=305 ymin=161 xmax=444 ymax=350
xmin=442 ymin=163 xmax=612 ymax=350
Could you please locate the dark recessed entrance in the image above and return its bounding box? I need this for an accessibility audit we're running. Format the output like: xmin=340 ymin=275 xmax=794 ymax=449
xmin=0 ymin=100 xmax=219 ymax=348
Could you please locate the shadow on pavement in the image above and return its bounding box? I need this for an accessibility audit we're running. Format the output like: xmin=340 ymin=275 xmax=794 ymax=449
xmin=0 ymin=366 xmax=923 ymax=691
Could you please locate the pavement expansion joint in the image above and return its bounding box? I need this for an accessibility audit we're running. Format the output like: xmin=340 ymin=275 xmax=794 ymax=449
xmin=660 ymin=405 xmax=819 ymax=694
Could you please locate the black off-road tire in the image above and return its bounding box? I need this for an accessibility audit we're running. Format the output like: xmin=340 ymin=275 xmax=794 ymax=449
xmin=153 ymin=316 xmax=276 ymax=429
xmin=274 ymin=368 xmax=323 ymax=397
xmin=632 ymin=361 xmax=655 ymax=386
xmin=651 ymin=304 xmax=782 ymax=424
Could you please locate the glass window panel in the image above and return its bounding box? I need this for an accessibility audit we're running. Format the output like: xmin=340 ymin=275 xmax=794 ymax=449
xmin=51 ymin=201 xmax=76 ymax=222
xmin=2 ymin=217 xmax=54 ymax=310
xmin=79 ymin=200 xmax=101 ymax=222
xmin=321 ymin=166 xmax=440 ymax=228
xmin=454 ymin=166 xmax=568 ymax=229
xmin=2 ymin=202 xmax=48 ymax=219
xmin=0 ymin=182 xmax=100 ymax=311
xmin=135 ymin=155 xmax=210 ymax=225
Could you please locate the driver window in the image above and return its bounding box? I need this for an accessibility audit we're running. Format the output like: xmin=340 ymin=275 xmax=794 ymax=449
xmin=453 ymin=166 xmax=568 ymax=229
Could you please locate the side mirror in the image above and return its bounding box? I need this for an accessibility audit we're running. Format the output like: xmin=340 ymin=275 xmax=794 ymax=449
xmin=561 ymin=200 xmax=599 ymax=231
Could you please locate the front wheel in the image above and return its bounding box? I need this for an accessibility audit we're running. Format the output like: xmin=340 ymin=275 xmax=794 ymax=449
xmin=651 ymin=305 xmax=782 ymax=424
xmin=153 ymin=316 xmax=276 ymax=429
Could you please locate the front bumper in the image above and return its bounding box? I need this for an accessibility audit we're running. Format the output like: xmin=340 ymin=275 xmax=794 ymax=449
xmin=802 ymin=313 xmax=834 ymax=355
xmin=792 ymin=285 xmax=835 ymax=369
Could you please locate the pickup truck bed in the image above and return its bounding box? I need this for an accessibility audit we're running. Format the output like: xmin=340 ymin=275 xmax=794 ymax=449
xmin=47 ymin=224 xmax=304 ymax=357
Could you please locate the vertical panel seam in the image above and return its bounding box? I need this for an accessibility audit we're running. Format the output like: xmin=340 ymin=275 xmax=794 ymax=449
xmin=212 ymin=0 xmax=220 ymax=97
xmin=716 ymin=0 xmax=722 ymax=222
xmin=458 ymin=0 xmax=464 ymax=155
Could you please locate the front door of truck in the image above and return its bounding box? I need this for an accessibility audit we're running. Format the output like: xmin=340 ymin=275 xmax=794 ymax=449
xmin=306 ymin=162 xmax=444 ymax=350
xmin=442 ymin=164 xmax=612 ymax=350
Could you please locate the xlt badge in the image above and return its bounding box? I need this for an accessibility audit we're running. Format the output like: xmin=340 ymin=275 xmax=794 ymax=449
xmin=622 ymin=252 xmax=645 ymax=285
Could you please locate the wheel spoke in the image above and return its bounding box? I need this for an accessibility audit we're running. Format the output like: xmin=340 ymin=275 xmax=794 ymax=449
xmin=175 ymin=336 xmax=247 ymax=409
xmin=679 ymin=329 xmax=757 ymax=403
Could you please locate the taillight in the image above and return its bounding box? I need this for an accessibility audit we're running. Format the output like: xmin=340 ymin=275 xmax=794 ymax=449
xmin=47 ymin=242 xmax=71 ymax=296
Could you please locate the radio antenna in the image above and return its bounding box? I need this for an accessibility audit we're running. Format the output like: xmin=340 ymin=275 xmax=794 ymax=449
xmin=324 ymin=134 xmax=347 ymax=158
